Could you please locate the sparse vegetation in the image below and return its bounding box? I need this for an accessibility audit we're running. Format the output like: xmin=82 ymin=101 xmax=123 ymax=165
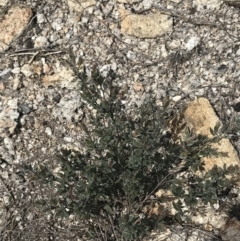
xmin=21 ymin=57 xmax=240 ymax=241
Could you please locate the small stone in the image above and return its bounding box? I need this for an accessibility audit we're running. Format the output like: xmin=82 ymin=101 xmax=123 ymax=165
xmin=9 ymin=111 xmax=19 ymax=121
xmin=138 ymin=42 xmax=149 ymax=50
xmin=0 ymin=68 xmax=11 ymax=80
xmin=226 ymin=109 xmax=231 ymax=116
xmin=169 ymin=39 xmax=181 ymax=49
xmin=4 ymin=137 xmax=14 ymax=152
xmin=50 ymin=33 xmax=59 ymax=42
xmin=81 ymin=17 xmax=89 ymax=23
xmin=18 ymin=104 xmax=31 ymax=115
xmin=185 ymin=36 xmax=201 ymax=51
xmin=43 ymin=64 xmax=51 ymax=74
xmin=37 ymin=13 xmax=45 ymax=24
xmin=53 ymin=93 xmax=61 ymax=103
xmin=204 ymin=223 xmax=213 ymax=232
xmin=172 ymin=95 xmax=182 ymax=102
xmin=1 ymin=171 xmax=8 ymax=179
xmin=0 ymin=82 xmax=5 ymax=91
xmin=12 ymin=77 xmax=19 ymax=90
xmin=142 ymin=0 xmax=154 ymax=8
xmin=34 ymin=36 xmax=48 ymax=48
xmin=0 ymin=6 xmax=32 ymax=51
xmin=52 ymin=20 xmax=62 ymax=31
xmin=11 ymin=67 xmax=21 ymax=74
xmin=3 ymin=196 xmax=10 ymax=205
xmin=161 ymin=45 xmax=168 ymax=57
xmin=99 ymin=65 xmax=111 ymax=76
xmin=120 ymin=11 xmax=173 ymax=38
xmin=36 ymin=94 xmax=44 ymax=102
xmin=127 ymin=50 xmax=136 ymax=60
xmin=133 ymin=82 xmax=144 ymax=93
xmin=45 ymin=127 xmax=52 ymax=136
xmin=21 ymin=64 xmax=32 ymax=77
xmin=133 ymin=73 xmax=139 ymax=81
xmin=27 ymin=213 xmax=34 ymax=221
xmin=8 ymin=98 xmax=18 ymax=108
xmin=111 ymin=62 xmax=117 ymax=71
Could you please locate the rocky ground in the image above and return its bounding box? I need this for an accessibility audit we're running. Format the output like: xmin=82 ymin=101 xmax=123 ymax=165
xmin=1 ymin=0 xmax=240 ymax=240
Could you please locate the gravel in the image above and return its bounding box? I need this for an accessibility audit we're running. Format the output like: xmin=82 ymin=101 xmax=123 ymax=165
xmin=0 ymin=0 xmax=240 ymax=240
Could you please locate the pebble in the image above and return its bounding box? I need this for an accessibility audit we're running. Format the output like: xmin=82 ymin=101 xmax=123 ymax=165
xmin=18 ymin=104 xmax=31 ymax=115
xmin=20 ymin=117 xmax=26 ymax=126
xmin=11 ymin=67 xmax=21 ymax=74
xmin=0 ymin=68 xmax=11 ymax=79
xmin=4 ymin=137 xmax=14 ymax=153
xmin=21 ymin=64 xmax=32 ymax=77
xmin=111 ymin=62 xmax=117 ymax=71
xmin=52 ymin=20 xmax=63 ymax=31
xmin=172 ymin=95 xmax=182 ymax=102
xmin=63 ymin=137 xmax=72 ymax=143
xmin=45 ymin=127 xmax=52 ymax=136
xmin=34 ymin=36 xmax=48 ymax=48
xmin=37 ymin=13 xmax=45 ymax=23
xmin=12 ymin=77 xmax=19 ymax=90
xmin=0 ymin=82 xmax=5 ymax=91
xmin=126 ymin=51 xmax=136 ymax=60
xmin=185 ymin=36 xmax=201 ymax=51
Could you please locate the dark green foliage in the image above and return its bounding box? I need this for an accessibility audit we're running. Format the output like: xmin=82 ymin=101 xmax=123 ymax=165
xmin=23 ymin=59 xmax=238 ymax=240
xmin=229 ymin=203 xmax=240 ymax=221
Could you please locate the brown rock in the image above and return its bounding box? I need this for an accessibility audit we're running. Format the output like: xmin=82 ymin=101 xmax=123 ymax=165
xmin=120 ymin=11 xmax=173 ymax=38
xmin=133 ymin=82 xmax=144 ymax=93
xmin=221 ymin=217 xmax=240 ymax=241
xmin=42 ymin=67 xmax=76 ymax=89
xmin=0 ymin=82 xmax=5 ymax=91
xmin=0 ymin=6 xmax=32 ymax=51
xmin=183 ymin=98 xmax=219 ymax=136
xmin=171 ymin=98 xmax=240 ymax=176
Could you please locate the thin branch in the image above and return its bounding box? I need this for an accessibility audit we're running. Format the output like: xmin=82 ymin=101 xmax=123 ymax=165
xmin=151 ymin=4 xmax=218 ymax=27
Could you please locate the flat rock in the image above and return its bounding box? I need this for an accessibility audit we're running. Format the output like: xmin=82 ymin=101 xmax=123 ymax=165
xmin=42 ymin=67 xmax=77 ymax=89
xmin=171 ymin=98 xmax=240 ymax=177
xmin=34 ymin=36 xmax=48 ymax=48
xmin=120 ymin=9 xmax=173 ymax=38
xmin=0 ymin=6 xmax=32 ymax=51
xmin=66 ymin=0 xmax=96 ymax=14
xmin=184 ymin=98 xmax=240 ymax=171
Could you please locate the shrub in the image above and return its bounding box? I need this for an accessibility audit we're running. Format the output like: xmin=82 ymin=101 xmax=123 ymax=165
xmin=24 ymin=59 xmax=237 ymax=240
